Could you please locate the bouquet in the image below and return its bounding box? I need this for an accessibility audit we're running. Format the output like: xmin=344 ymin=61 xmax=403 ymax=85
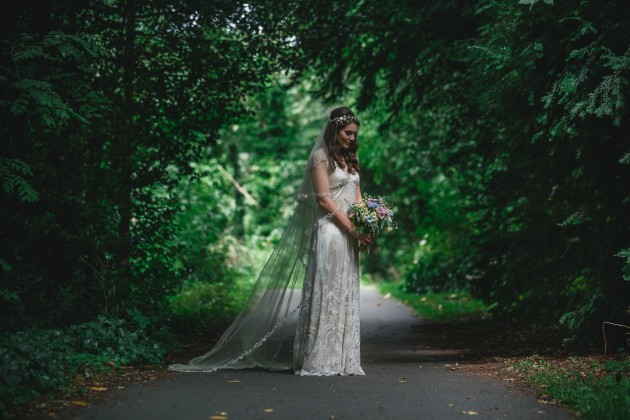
xmin=348 ymin=194 xmax=397 ymax=253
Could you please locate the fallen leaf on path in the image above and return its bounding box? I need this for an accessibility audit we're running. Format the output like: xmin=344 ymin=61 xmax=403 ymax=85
xmin=88 ymin=386 xmax=107 ymax=391
xmin=447 ymin=403 xmax=454 ymax=407
xmin=462 ymin=411 xmax=479 ymax=415
xmin=219 ymin=412 xmax=228 ymax=416
xmin=227 ymin=380 xmax=240 ymax=383
xmin=383 ymin=293 xmax=391 ymax=299
xmin=71 ymin=401 xmax=88 ymax=406
xmin=210 ymin=416 xmax=228 ymax=420
xmin=263 ymin=408 xmax=274 ymax=413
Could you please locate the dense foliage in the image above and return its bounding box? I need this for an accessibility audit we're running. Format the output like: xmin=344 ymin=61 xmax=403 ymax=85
xmin=0 ymin=0 xmax=292 ymax=331
xmin=0 ymin=316 xmax=164 ymax=415
xmin=0 ymin=2 xmax=297 ymax=410
xmin=287 ymin=0 xmax=630 ymax=338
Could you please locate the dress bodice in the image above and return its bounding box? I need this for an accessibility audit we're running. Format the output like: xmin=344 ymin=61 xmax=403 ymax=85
xmin=306 ymin=147 xmax=360 ymax=213
xmin=328 ymin=166 xmax=360 ymax=212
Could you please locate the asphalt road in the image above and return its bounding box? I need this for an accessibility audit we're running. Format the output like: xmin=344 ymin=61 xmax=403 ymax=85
xmin=61 ymin=287 xmax=573 ymax=420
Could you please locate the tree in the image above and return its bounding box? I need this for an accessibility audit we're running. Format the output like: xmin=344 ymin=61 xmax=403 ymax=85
xmin=285 ymin=0 xmax=630 ymax=337
xmin=0 ymin=0 xmax=293 ymax=328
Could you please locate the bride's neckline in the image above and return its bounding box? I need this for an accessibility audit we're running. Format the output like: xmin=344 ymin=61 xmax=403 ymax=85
xmin=335 ymin=164 xmax=356 ymax=176
xmin=337 ymin=157 xmax=349 ymax=173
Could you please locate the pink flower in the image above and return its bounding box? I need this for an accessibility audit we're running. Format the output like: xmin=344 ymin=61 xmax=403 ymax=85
xmin=376 ymin=207 xmax=388 ymax=218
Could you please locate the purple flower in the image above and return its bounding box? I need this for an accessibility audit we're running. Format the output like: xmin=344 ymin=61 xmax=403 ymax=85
xmin=367 ymin=199 xmax=379 ymax=210
xmin=376 ymin=207 xmax=388 ymax=218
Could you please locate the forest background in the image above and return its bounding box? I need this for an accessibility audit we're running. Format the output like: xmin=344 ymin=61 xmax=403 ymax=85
xmin=1 ymin=0 xmax=629 ymax=415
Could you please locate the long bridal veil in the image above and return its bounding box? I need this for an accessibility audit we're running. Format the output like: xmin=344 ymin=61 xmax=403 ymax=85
xmin=168 ymin=124 xmax=329 ymax=372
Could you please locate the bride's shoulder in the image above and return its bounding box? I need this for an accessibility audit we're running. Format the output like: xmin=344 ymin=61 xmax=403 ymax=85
xmin=308 ymin=147 xmax=330 ymax=169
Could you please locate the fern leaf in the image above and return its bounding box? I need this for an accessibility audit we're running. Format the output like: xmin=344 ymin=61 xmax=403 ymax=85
xmin=0 ymin=159 xmax=39 ymax=202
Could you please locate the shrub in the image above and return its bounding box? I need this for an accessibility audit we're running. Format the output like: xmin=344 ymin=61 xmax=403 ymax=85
xmin=0 ymin=316 xmax=165 ymax=415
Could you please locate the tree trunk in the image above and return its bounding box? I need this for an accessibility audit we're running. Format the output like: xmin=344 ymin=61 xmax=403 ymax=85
xmin=229 ymin=143 xmax=245 ymax=238
xmin=117 ymin=0 xmax=136 ymax=279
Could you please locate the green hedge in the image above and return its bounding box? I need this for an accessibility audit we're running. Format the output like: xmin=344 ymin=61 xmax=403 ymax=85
xmin=0 ymin=316 xmax=165 ymax=415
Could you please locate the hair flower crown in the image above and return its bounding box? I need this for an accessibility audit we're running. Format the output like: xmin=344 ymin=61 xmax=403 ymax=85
xmin=328 ymin=114 xmax=359 ymax=127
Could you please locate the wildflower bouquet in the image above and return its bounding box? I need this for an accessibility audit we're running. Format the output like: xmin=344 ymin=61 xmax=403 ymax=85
xmin=348 ymin=194 xmax=397 ymax=253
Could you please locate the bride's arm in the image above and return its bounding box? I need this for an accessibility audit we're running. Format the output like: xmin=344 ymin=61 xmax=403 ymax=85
xmin=311 ymin=163 xmax=357 ymax=237
xmin=356 ymin=184 xmax=362 ymax=204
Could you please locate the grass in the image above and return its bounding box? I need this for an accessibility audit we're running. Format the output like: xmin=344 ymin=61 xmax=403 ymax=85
xmin=168 ymin=278 xmax=251 ymax=329
xmin=509 ymin=356 xmax=630 ymax=420
xmin=374 ymin=279 xmax=489 ymax=321
xmin=167 ymin=240 xmax=270 ymax=330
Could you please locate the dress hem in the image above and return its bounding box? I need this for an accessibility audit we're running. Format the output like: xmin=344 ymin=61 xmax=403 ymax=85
xmin=293 ymin=369 xmax=366 ymax=377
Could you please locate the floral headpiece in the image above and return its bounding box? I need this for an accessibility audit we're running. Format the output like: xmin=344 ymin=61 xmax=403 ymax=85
xmin=328 ymin=114 xmax=359 ymax=127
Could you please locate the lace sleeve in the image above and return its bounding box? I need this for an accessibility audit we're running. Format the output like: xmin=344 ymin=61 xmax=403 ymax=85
xmin=308 ymin=148 xmax=329 ymax=170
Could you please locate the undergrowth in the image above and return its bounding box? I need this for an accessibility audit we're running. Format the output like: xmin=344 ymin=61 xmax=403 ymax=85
xmin=510 ymin=356 xmax=630 ymax=420
xmin=374 ymin=279 xmax=489 ymax=321
xmin=167 ymin=279 xmax=250 ymax=330
xmin=0 ymin=316 xmax=165 ymax=416
xmin=166 ymin=242 xmax=266 ymax=331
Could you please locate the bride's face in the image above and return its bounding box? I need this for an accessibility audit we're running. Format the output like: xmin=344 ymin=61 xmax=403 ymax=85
xmin=336 ymin=123 xmax=358 ymax=151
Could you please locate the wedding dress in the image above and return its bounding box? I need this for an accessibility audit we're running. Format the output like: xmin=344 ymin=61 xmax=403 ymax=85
xmin=169 ymin=124 xmax=364 ymax=376
xmin=293 ymin=147 xmax=364 ymax=376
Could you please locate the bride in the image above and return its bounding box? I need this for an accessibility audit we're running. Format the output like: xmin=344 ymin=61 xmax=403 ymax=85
xmin=169 ymin=107 xmax=372 ymax=376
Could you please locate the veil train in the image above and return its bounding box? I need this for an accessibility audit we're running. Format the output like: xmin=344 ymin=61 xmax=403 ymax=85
xmin=168 ymin=123 xmax=329 ymax=372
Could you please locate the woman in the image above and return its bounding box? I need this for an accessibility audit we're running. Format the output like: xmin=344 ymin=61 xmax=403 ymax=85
xmin=169 ymin=107 xmax=371 ymax=376
xmin=293 ymin=107 xmax=372 ymax=375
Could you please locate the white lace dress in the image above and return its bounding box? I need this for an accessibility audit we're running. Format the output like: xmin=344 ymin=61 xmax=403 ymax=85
xmin=293 ymin=149 xmax=365 ymax=376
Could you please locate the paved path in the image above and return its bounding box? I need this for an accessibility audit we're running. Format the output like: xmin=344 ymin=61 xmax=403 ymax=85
xmin=62 ymin=287 xmax=573 ymax=419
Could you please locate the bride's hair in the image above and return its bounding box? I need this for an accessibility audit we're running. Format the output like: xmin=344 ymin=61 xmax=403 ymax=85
xmin=324 ymin=107 xmax=361 ymax=174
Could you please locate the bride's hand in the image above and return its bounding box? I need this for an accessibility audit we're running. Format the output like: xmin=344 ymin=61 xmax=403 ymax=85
xmin=352 ymin=231 xmax=373 ymax=246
